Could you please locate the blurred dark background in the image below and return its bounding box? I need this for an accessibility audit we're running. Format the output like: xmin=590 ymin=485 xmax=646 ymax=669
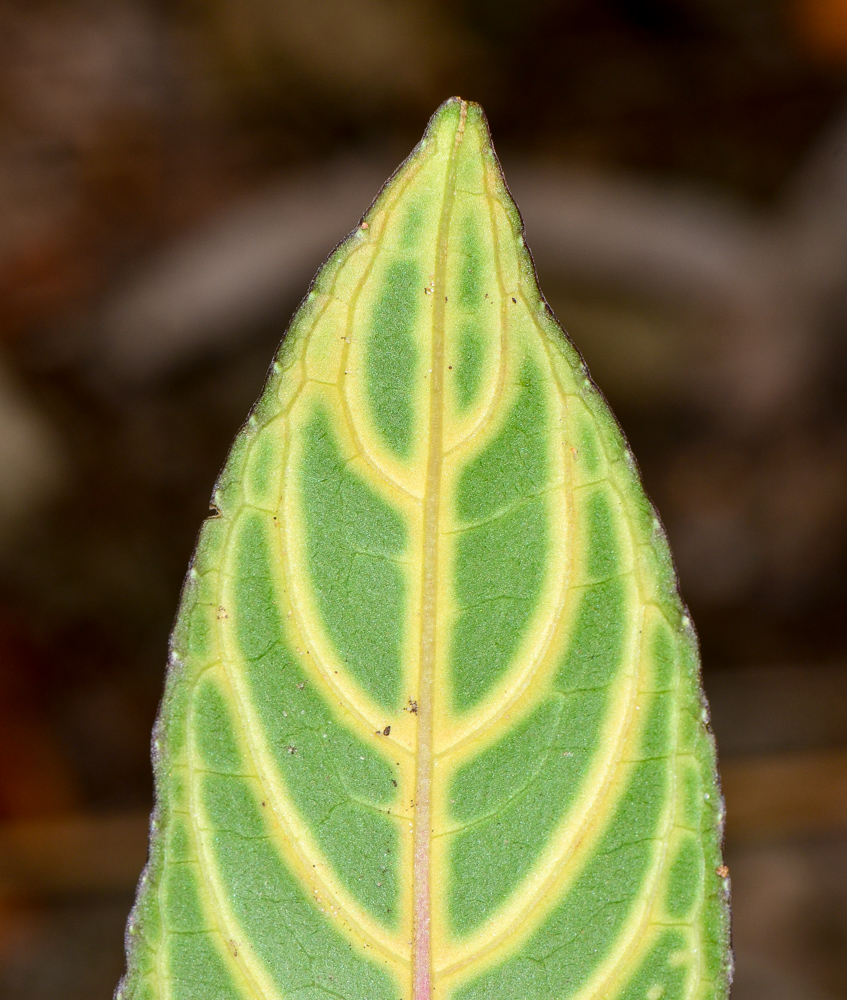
xmin=1 ymin=0 xmax=847 ymax=997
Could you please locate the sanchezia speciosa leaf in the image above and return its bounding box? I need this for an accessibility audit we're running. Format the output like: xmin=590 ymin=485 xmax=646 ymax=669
xmin=117 ymin=98 xmax=731 ymax=1000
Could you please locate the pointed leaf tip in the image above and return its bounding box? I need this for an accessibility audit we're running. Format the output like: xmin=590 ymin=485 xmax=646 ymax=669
xmin=118 ymin=101 xmax=730 ymax=1000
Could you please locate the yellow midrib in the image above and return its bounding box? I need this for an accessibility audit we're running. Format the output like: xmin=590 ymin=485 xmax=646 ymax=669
xmin=413 ymin=100 xmax=468 ymax=1000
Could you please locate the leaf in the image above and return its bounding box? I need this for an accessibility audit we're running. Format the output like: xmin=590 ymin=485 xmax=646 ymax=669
xmin=117 ymin=99 xmax=730 ymax=1000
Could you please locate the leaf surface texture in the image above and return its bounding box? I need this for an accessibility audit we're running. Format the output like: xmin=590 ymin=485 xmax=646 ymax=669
xmin=118 ymin=99 xmax=730 ymax=1000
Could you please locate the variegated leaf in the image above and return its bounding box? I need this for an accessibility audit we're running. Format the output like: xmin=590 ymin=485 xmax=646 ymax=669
xmin=117 ymin=98 xmax=731 ymax=1000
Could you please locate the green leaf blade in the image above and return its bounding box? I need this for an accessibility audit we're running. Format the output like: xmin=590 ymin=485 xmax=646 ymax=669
xmin=118 ymin=97 xmax=730 ymax=1000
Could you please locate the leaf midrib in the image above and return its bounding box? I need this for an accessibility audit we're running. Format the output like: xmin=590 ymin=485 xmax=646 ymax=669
xmin=413 ymin=99 xmax=468 ymax=1000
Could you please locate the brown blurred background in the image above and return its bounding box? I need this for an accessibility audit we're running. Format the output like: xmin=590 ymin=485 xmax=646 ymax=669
xmin=1 ymin=0 xmax=847 ymax=997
